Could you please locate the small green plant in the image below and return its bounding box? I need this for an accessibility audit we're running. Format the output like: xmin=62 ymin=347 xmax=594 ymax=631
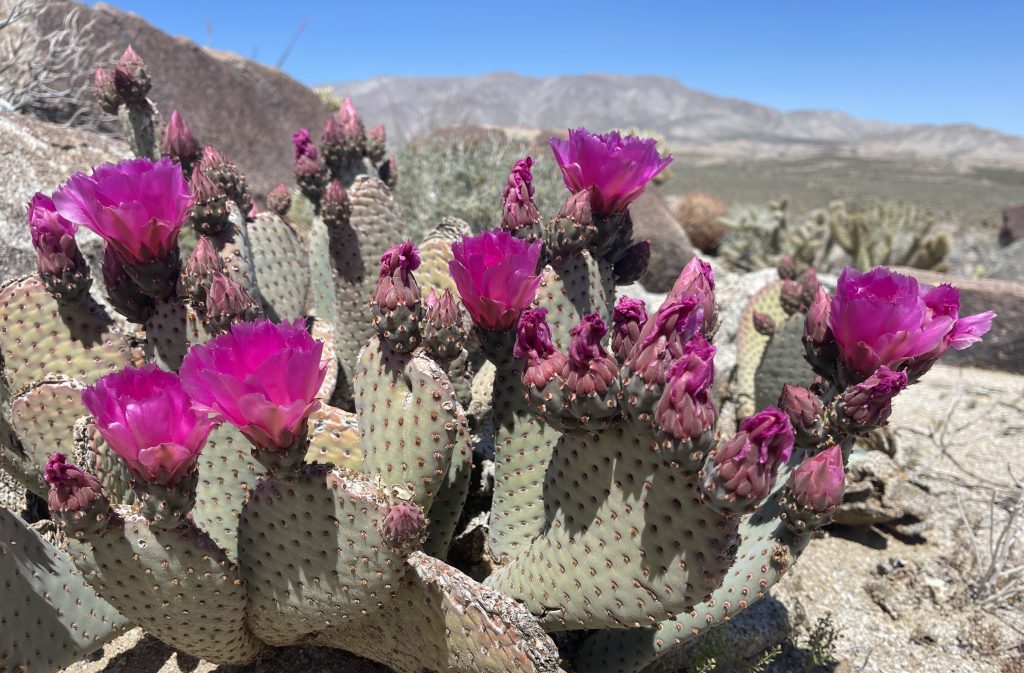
xmin=804 ymin=613 xmax=840 ymax=672
xmin=684 ymin=629 xmax=783 ymax=673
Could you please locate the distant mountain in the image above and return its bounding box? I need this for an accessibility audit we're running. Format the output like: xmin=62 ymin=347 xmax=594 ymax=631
xmin=329 ymin=73 xmax=1024 ymax=170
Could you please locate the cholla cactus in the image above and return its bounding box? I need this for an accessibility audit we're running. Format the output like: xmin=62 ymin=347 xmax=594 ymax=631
xmin=0 ymin=115 xmax=995 ymax=673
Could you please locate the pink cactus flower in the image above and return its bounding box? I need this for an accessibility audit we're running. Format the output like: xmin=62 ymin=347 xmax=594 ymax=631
xmin=449 ymin=229 xmax=542 ymax=331
xmin=829 ymin=267 xmax=996 ymax=381
xmin=549 ymin=128 xmax=672 ymax=217
xmin=178 ymin=320 xmax=326 ymax=452
xmin=789 ymin=444 xmax=845 ymax=512
xmin=52 ymin=157 xmax=191 ymax=267
xmin=82 ymin=365 xmax=219 ymax=486
xmin=27 ymin=193 xmax=84 ymax=276
xmin=292 ymin=128 xmax=318 ymax=161
xmin=712 ymin=407 xmax=795 ymax=502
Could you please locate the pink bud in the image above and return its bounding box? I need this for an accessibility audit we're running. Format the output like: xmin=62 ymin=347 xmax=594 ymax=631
xmin=338 ymin=96 xmax=364 ymax=139
xmin=789 ymin=444 xmax=845 ymax=512
xmin=668 ymin=256 xmax=716 ymax=337
xmin=626 ymin=295 xmax=702 ymax=388
xmin=611 ymin=296 xmax=648 ymax=361
xmin=27 ymin=193 xmax=85 ymax=278
xmin=777 ymin=254 xmax=797 ymax=281
xmin=752 ymin=311 xmax=776 ymax=336
xmin=93 ymin=67 xmax=119 ymax=113
xmin=501 ymin=156 xmax=540 ymax=231
xmin=190 ymin=164 xmax=223 ymax=204
xmin=45 ymin=452 xmax=105 ymax=513
xmin=381 ymin=501 xmax=427 ymax=549
xmin=373 ymin=241 xmax=421 ymax=311
xmin=161 ymin=109 xmax=201 ymax=163
xmin=206 ymin=273 xmax=258 ymax=327
xmin=778 ymin=384 xmax=824 ymax=442
xmin=291 ymin=128 xmax=317 ymax=161
xmin=653 ymin=336 xmax=717 ymax=441
xmin=556 ymin=188 xmax=594 ymax=228
xmin=711 ymin=407 xmax=794 ymax=503
xmin=424 ymin=289 xmax=460 ymax=329
xmin=113 ymin=45 xmax=150 ymax=101
xmin=514 ymin=307 xmax=566 ymax=388
xmin=266 ymin=181 xmax=292 ymax=217
xmin=839 ymin=366 xmax=908 ymax=429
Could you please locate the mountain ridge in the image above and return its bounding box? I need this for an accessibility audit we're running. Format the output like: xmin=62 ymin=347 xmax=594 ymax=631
xmin=328 ymin=73 xmax=1024 ymax=170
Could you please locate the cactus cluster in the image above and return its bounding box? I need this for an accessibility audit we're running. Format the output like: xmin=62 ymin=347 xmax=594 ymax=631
xmin=0 ymin=47 xmax=997 ymax=673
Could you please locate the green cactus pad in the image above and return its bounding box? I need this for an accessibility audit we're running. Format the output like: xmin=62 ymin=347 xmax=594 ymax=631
xmin=311 ymin=317 xmax=339 ymax=401
xmin=754 ymin=313 xmax=816 ymax=412
xmin=417 ymin=217 xmax=470 ymax=297
xmin=246 ymin=212 xmax=310 ymax=322
xmin=77 ymin=421 xmax=135 ymax=506
xmin=71 ymin=509 xmax=264 ymax=664
xmin=573 ymin=485 xmax=813 ymax=673
xmin=205 ymin=203 xmax=262 ymax=301
xmin=423 ymin=420 xmax=473 ymax=559
xmin=0 ymin=508 xmax=130 ymax=673
xmin=535 ymin=251 xmax=615 ymax=350
xmin=10 ymin=378 xmax=89 ymax=482
xmin=305 ymin=217 xmax=338 ymax=325
xmin=304 ymin=403 xmax=363 ymax=470
xmin=312 ymin=551 xmax=561 ymax=673
xmin=734 ymin=281 xmax=784 ymax=419
xmin=0 ymin=275 xmax=132 ymax=396
xmin=238 ymin=465 xmax=409 ymax=646
xmin=143 ymin=297 xmax=213 ymax=371
xmin=354 ymin=336 xmax=463 ymax=509
xmin=191 ymin=423 xmax=265 ymax=559
xmin=485 ymin=426 xmax=739 ymax=631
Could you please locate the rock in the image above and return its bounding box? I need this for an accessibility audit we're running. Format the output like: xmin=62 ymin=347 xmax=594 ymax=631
xmin=627 ymin=188 xmax=695 ymax=292
xmin=983 ymin=238 xmax=1024 ymax=283
xmin=999 ymin=204 xmax=1024 ymax=246
xmin=891 ymin=267 xmax=1024 ymax=374
xmin=0 ymin=113 xmax=129 ymax=282
xmin=37 ymin=1 xmax=333 ymax=195
xmin=833 ymin=451 xmax=931 ymax=536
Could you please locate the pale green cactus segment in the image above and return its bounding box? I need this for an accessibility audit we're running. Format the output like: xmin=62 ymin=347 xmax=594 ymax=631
xmin=0 ymin=508 xmax=130 ymax=673
xmin=77 ymin=421 xmax=135 ymax=505
xmin=417 ymin=217 xmax=471 ymax=297
xmin=245 ymin=212 xmax=310 ymax=322
xmin=238 ymin=465 xmax=408 ymax=647
xmin=0 ymin=274 xmax=133 ymax=396
xmin=330 ymin=176 xmax=406 ymax=395
xmin=487 ymin=364 xmax=562 ymax=563
xmin=203 ymin=202 xmax=262 ymax=300
xmin=305 ymin=216 xmax=338 ymax=326
xmin=423 ymin=424 xmax=473 ymax=558
xmin=310 ymin=317 xmax=339 ymax=401
xmin=312 ymin=551 xmax=561 ymax=673
xmin=0 ymin=424 xmax=45 ymax=496
xmin=754 ymin=313 xmax=816 ymax=412
xmin=354 ymin=336 xmax=463 ymax=509
xmin=734 ymin=281 xmax=784 ymax=419
xmin=304 ymin=403 xmax=363 ymax=470
xmin=9 ymin=377 xmax=88 ymax=487
xmin=573 ymin=484 xmax=814 ymax=673
xmin=191 ymin=422 xmax=265 ymax=560
xmin=535 ymin=251 xmax=615 ymax=350
xmin=143 ymin=297 xmax=213 ymax=371
xmin=485 ymin=427 xmax=739 ymax=631
xmin=71 ymin=508 xmax=264 ymax=664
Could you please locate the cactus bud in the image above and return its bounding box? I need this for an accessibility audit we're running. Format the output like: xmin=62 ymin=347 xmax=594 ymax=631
xmin=189 ymin=164 xmax=230 ymax=234
xmin=752 ymin=311 xmax=776 ymax=336
xmin=266 ymin=181 xmax=292 ymax=217
xmin=27 ymin=193 xmax=90 ymax=298
xmin=501 ymin=156 xmax=541 ymax=232
xmin=669 ymin=256 xmax=717 ymax=338
xmin=101 ymin=245 xmax=154 ymax=323
xmin=613 ymin=239 xmax=651 ymax=284
xmin=703 ymin=407 xmax=795 ymax=512
xmin=623 ymin=295 xmax=703 ymax=414
xmin=295 ymin=152 xmax=327 ymax=205
xmin=381 ymin=501 xmax=427 ymax=551
xmin=321 ymin=97 xmax=366 ymax=172
xmin=366 ymin=124 xmax=386 ymax=163
xmin=198 ymin=146 xmax=253 ymax=215
xmin=563 ymin=313 xmax=618 ymax=396
xmin=178 ymin=235 xmax=223 ymax=306
xmin=422 ymin=289 xmax=466 ymax=361
xmin=372 ymin=241 xmax=422 ymax=352
xmin=204 ymin=273 xmax=260 ymax=333
xmin=162 ymin=109 xmax=202 ymax=174
xmin=378 ymin=155 xmax=398 ymax=189
xmin=653 ymin=336 xmax=717 ymax=448
xmin=838 ymin=366 xmax=908 ymax=431
xmin=514 ymin=307 xmax=566 ymax=385
xmin=804 ymin=285 xmax=838 ymax=379
xmin=611 ymin=296 xmax=648 ymax=361
xmin=45 ymin=452 xmax=110 ymax=536
xmin=799 ymin=267 xmax=820 ymax=306
xmin=777 ymin=254 xmax=797 ymax=281
xmin=112 ymin=44 xmax=150 ymax=103
xmin=780 ymin=279 xmax=805 ymax=315
xmin=557 ymin=188 xmax=594 ymax=229
xmin=778 ymin=384 xmax=824 ymax=444
xmin=789 ymin=444 xmax=845 ymax=513
xmin=320 ymin=179 xmax=351 ymax=229
xmin=93 ymin=67 xmax=119 ymax=114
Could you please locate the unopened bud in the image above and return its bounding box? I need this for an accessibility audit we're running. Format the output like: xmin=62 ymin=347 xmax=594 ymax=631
xmin=611 ymin=296 xmax=648 ymax=361
xmin=789 ymin=444 xmax=845 ymax=512
xmin=366 ymin=124 xmax=386 ymax=163
xmin=266 ymin=181 xmax=292 ymax=217
xmin=205 ymin=273 xmax=259 ymax=332
xmin=381 ymin=501 xmax=427 ymax=550
xmin=113 ymin=45 xmax=150 ymax=103
xmin=162 ymin=109 xmax=202 ymax=173
xmin=777 ymin=254 xmax=797 ymax=281
xmin=320 ymin=179 xmax=350 ymax=228
xmin=93 ymin=67 xmax=119 ymax=114
xmin=838 ymin=366 xmax=908 ymax=430
xmin=778 ymin=384 xmax=824 ymax=443
xmin=753 ymin=311 xmax=776 ymax=336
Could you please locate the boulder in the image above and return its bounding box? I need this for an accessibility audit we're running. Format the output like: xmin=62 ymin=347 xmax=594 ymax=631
xmin=999 ymin=204 xmax=1024 ymax=246
xmin=891 ymin=267 xmax=1024 ymax=374
xmin=37 ymin=1 xmax=332 ymax=195
xmin=0 ymin=113 xmax=129 ymax=283
xmin=627 ymin=187 xmax=695 ymax=292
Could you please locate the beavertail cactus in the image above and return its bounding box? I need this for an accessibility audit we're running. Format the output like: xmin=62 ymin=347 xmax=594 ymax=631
xmin=0 ymin=101 xmax=997 ymax=673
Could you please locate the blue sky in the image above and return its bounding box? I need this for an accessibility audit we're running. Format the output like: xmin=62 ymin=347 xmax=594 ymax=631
xmin=91 ymin=1 xmax=1024 ymax=135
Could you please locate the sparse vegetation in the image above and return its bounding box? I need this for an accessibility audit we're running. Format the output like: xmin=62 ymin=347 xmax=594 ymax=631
xmin=803 ymin=613 xmax=840 ymax=672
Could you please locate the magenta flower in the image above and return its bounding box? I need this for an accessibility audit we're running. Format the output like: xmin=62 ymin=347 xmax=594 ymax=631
xmin=789 ymin=445 xmax=845 ymax=512
xmin=52 ymin=157 xmax=191 ymax=267
xmin=549 ymin=128 xmax=672 ymax=217
xmin=27 ymin=193 xmax=84 ymax=277
xmin=292 ymin=128 xmax=318 ymax=161
xmin=449 ymin=229 xmax=542 ymax=331
xmin=179 ymin=320 xmax=326 ymax=452
xmin=711 ymin=407 xmax=795 ymax=502
xmin=82 ymin=365 xmax=218 ymax=486
xmin=829 ymin=267 xmax=996 ymax=381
